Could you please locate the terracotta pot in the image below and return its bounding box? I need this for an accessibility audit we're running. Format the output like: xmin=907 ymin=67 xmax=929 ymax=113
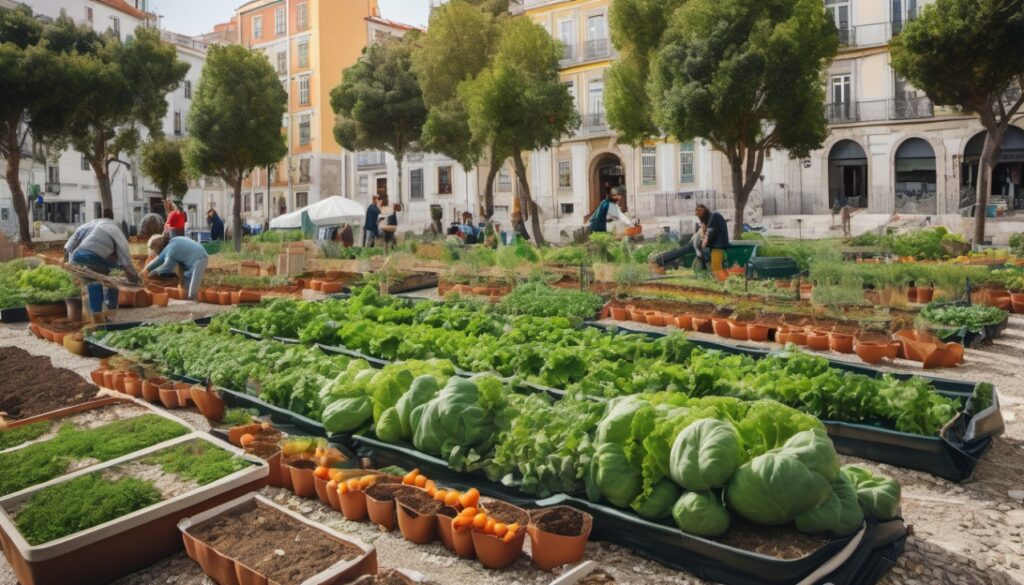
xmin=122 ymin=373 xmax=142 ymax=398
xmin=828 ymin=332 xmax=855 ymax=354
xmin=51 ymin=330 xmax=70 ymax=346
xmin=158 ymin=382 xmax=179 ymax=408
xmin=28 ymin=323 xmax=43 ymax=339
xmin=985 ymin=288 xmax=1012 ymax=310
xmin=230 ymin=291 xmax=242 ymax=305
xmin=396 ymin=501 xmax=437 ymax=545
xmin=321 ymin=281 xmax=344 ymax=294
xmin=691 ymin=317 xmax=713 ymax=334
xmin=151 ymin=292 xmax=169 ymax=307
xmin=118 ymin=289 xmax=136 ymax=307
xmin=471 ymin=528 xmax=525 ymax=570
xmin=806 ymin=332 xmax=829 ymax=351
xmin=893 ymin=329 xmax=940 ymax=362
xmin=673 ymin=314 xmax=693 ymax=330
xmin=645 ymin=311 xmax=666 ymax=327
xmin=239 ymin=290 xmax=262 ymax=304
xmin=264 ymin=450 xmax=284 ymax=488
xmin=711 ymin=318 xmax=731 ymax=338
xmin=610 ymin=307 xmax=628 ymax=321
xmin=65 ymin=297 xmax=83 ymax=322
xmin=788 ymin=330 xmax=809 ymax=346
xmin=326 ymin=481 xmax=342 ymax=511
xmin=191 ymin=386 xmax=225 ymax=421
xmin=728 ymin=320 xmax=749 ymax=341
xmin=746 ymin=323 xmax=769 ymax=342
xmin=437 ymin=514 xmax=475 ymax=558
xmin=776 ymin=330 xmax=791 ymax=345
xmin=854 ymin=341 xmax=899 ymax=365
xmin=165 ymin=286 xmax=182 ymax=301
xmin=1013 ymin=297 xmax=1024 ymax=314
xmin=90 ymin=368 xmax=106 ymax=386
xmin=218 ymin=291 xmax=233 ymax=305
xmin=279 ymin=457 xmax=294 ymax=491
xmin=287 ymin=460 xmax=316 ymax=497
xmin=916 ymin=287 xmax=934 ymax=303
xmin=629 ymin=309 xmax=647 ymax=323
xmin=527 ymin=507 xmax=593 ymax=572
xmin=314 ymin=475 xmax=332 ymax=506
xmin=366 ymin=494 xmax=397 ymax=531
xmin=176 ymin=383 xmax=193 ymax=407
xmin=340 ymin=490 xmax=369 ymax=521
xmin=310 ymin=280 xmax=324 ymax=291
xmin=907 ymin=287 xmax=919 ymax=303
xmin=142 ymin=376 xmax=167 ymax=402
xmin=112 ymin=371 xmax=127 ymax=393
xmin=201 ymin=288 xmax=219 ymax=304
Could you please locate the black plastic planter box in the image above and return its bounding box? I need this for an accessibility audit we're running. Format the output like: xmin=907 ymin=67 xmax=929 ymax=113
xmin=539 ymin=494 xmax=906 ymax=585
xmin=0 ymin=306 xmax=28 ymax=324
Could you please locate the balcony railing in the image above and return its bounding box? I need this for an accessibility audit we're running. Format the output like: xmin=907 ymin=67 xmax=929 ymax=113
xmin=826 ymin=102 xmax=859 ymax=123
xmin=584 ymin=112 xmax=607 ymax=132
xmin=584 ymin=38 xmax=609 ymax=61
xmin=160 ymin=30 xmax=208 ymax=52
xmin=890 ymin=96 xmax=934 ymax=120
xmin=45 ymin=182 xmax=61 ymax=194
xmin=826 ymin=97 xmax=935 ymax=124
xmin=356 ymin=151 xmax=387 ymax=169
xmin=837 ymin=27 xmax=855 ymax=47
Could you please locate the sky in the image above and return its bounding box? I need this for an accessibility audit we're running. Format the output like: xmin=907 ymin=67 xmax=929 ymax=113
xmin=154 ymin=0 xmax=431 ymax=36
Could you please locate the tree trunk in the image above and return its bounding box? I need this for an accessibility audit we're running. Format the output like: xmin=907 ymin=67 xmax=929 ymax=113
xmin=395 ymin=156 xmax=403 ymax=206
xmin=727 ymin=146 xmax=765 ymax=241
xmin=4 ymin=145 xmax=32 ymax=245
xmin=511 ymin=151 xmax=545 ymax=246
xmin=482 ymin=150 xmax=500 ymax=219
xmin=94 ymin=164 xmax=114 ymax=215
xmin=972 ymin=128 xmax=1004 ymax=246
xmin=730 ymin=164 xmax=750 ymax=241
xmin=232 ymin=176 xmax=243 ymax=252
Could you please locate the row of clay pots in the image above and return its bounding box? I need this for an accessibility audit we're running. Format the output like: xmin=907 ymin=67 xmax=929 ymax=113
xmin=28 ymin=321 xmax=82 ymax=350
xmin=975 ymin=288 xmax=1024 ymax=314
xmin=198 ymin=287 xmax=264 ymax=306
xmin=282 ymin=459 xmax=591 ymax=572
xmin=301 ymin=279 xmax=345 ymax=294
xmin=438 ymin=282 xmax=511 ymax=301
xmin=89 ymin=366 xmax=226 ymax=419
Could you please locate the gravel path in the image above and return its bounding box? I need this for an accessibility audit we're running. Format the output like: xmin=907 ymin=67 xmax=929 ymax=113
xmin=1 ymin=304 xmax=1022 ymax=584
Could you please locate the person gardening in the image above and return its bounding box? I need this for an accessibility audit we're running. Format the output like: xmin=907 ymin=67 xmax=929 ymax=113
xmin=693 ymin=204 xmax=729 ymax=272
xmin=586 ymin=186 xmax=635 ymax=234
xmin=207 ymin=209 xmax=225 ymax=241
xmin=68 ymin=211 xmax=141 ymax=321
xmin=64 ymin=208 xmax=114 ymax=262
xmin=164 ymin=200 xmax=187 ymax=238
xmin=138 ymin=212 xmax=165 ymax=240
xmin=142 ymin=234 xmax=209 ymax=301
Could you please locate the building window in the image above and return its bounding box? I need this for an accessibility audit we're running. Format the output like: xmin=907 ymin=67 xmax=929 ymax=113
xmin=298 ymin=41 xmax=309 ymax=68
xmin=255 ymin=193 xmax=263 ymax=210
xmin=410 ymin=168 xmax=424 ymax=200
xmin=828 ymin=74 xmax=854 ymax=122
xmin=437 ymin=165 xmax=452 ymax=195
xmin=641 ymin=146 xmax=657 ymax=185
xmin=94 ymin=202 xmax=102 ymax=219
xmin=243 ymin=193 xmax=251 ymax=212
xmin=110 ymin=17 xmax=119 ymax=37
xmin=184 ymin=80 xmax=191 ymax=99
xmin=296 ymin=2 xmax=308 ymax=30
xmin=585 ymin=14 xmax=608 ymax=59
xmin=558 ymin=160 xmax=572 ymax=189
xmin=299 ymin=114 xmax=310 ymax=145
xmin=497 ymin=167 xmax=512 ymax=192
xmin=86 ymin=7 xmax=93 ymax=23
xmin=174 ymin=112 xmax=182 ymax=135
xmin=358 ymin=175 xmax=368 ymax=196
xmin=275 ymin=7 xmax=285 ymax=36
xmin=296 ymin=191 xmax=308 ymax=208
xmin=81 ymin=156 xmax=90 ymax=171
xmin=47 ymin=165 xmax=59 ymax=185
xmin=558 ymin=19 xmax=575 ymax=60
xmin=560 ymin=203 xmax=574 ymax=214
xmin=298 ymin=76 xmax=310 ymax=105
xmin=299 ymin=158 xmax=311 ymax=183
xmin=253 ymin=15 xmax=262 ymax=39
xmin=0 ymin=208 xmax=8 ymax=221
xmin=276 ymin=51 xmax=286 ymax=75
xmin=679 ymin=142 xmax=695 ymax=183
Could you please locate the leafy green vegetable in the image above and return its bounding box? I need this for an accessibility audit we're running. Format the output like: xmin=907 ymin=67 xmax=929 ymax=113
xmin=592 ymin=442 xmax=642 ymax=508
xmin=668 ymin=418 xmax=742 ymax=491
xmin=919 ymin=303 xmax=1006 ymax=330
xmin=498 ymin=282 xmax=603 ymax=321
xmin=841 ymin=465 xmax=901 ymax=520
xmin=0 ymin=421 xmax=53 ymax=450
xmin=672 ymin=490 xmax=730 ymax=537
xmin=795 ymin=472 xmax=865 ymax=536
xmin=141 ymin=440 xmax=248 ymax=485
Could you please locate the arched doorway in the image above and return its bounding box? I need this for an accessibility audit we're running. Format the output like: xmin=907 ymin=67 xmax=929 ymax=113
xmin=894 ymin=138 xmax=937 ymax=214
xmin=963 ymin=127 xmax=1024 ymax=210
xmin=589 ymin=153 xmax=625 ymax=213
xmin=828 ymin=140 xmax=868 ymax=210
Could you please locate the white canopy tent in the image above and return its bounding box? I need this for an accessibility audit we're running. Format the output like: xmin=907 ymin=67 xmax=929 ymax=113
xmin=268 ymin=196 xmax=366 ymax=230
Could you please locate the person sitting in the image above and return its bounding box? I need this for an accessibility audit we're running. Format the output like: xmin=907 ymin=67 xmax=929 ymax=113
xmin=692 ymin=204 xmax=729 ymax=272
xmin=142 ymin=234 xmax=209 ymax=301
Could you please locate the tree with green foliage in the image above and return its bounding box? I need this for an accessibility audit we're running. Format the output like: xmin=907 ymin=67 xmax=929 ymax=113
xmin=331 ymin=37 xmax=426 ymax=205
xmin=412 ymin=0 xmax=506 ymax=217
xmin=890 ymin=0 xmax=1024 ymax=245
xmin=50 ymin=21 xmax=188 ymax=215
xmin=460 ymin=16 xmax=580 ymax=244
xmin=185 ymin=44 xmax=287 ymax=252
xmin=648 ymin=0 xmax=837 ymax=239
xmin=605 ymin=0 xmax=687 ymax=145
xmin=140 ymin=138 xmax=188 ymax=201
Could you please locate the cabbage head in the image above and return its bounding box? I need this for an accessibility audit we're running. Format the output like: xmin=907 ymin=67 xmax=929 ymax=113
xmin=374 ymin=406 xmax=404 ymax=444
xmin=841 ymin=465 xmax=901 ymax=520
xmin=322 ymin=395 xmax=373 ymax=433
xmin=593 ymin=442 xmax=642 ymax=508
xmin=673 ymin=491 xmax=730 ymax=537
xmin=795 ymin=472 xmax=864 ymax=536
xmin=668 ymin=418 xmax=743 ymax=491
xmin=412 ymin=377 xmax=495 ymax=459
xmin=631 ymin=478 xmax=679 ymax=520
xmin=595 ymin=396 xmax=646 ymax=444
xmin=394 ymin=375 xmax=440 ymax=439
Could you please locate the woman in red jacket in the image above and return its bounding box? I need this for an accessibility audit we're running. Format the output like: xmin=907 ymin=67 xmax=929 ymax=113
xmin=164 ymin=200 xmax=186 ymax=238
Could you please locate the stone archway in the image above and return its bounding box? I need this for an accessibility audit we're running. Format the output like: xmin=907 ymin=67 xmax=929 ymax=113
xmin=894 ymin=137 xmax=937 ymax=214
xmin=827 ymin=139 xmax=868 ymax=210
xmin=588 ymin=152 xmax=624 ymax=213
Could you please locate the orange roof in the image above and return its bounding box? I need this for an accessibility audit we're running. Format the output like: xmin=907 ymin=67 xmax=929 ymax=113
xmin=365 ymin=15 xmax=423 ymax=32
xmin=94 ymin=0 xmax=153 ymax=21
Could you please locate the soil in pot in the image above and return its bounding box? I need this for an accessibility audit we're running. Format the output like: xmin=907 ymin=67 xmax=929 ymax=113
xmin=348 ymin=570 xmax=421 ymax=585
xmin=288 ymin=458 xmax=318 ymax=497
xmin=396 ymin=489 xmax=442 ymax=544
xmin=528 ymin=506 xmax=592 ymax=571
xmin=0 ymin=347 xmax=99 ymax=420
xmin=437 ymin=506 xmax=475 ymax=557
xmin=188 ymin=503 xmax=362 ymax=585
xmin=366 ymin=484 xmax=416 ymax=530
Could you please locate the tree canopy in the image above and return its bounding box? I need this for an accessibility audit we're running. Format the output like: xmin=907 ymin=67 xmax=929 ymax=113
xmin=51 ymin=21 xmax=188 ymax=214
xmin=647 ymin=0 xmax=837 ymax=238
xmin=331 ymin=36 xmax=426 ymax=205
xmin=141 ymin=138 xmax=188 ymax=200
xmin=185 ymin=43 xmax=287 ymax=251
xmin=460 ymin=16 xmax=580 ymax=244
xmin=891 ymin=0 xmax=1024 ymax=243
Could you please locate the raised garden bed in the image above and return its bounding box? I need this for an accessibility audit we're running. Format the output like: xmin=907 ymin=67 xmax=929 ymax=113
xmin=0 ymin=434 xmax=268 ymax=585
xmin=178 ymin=493 xmax=378 ymax=585
xmin=0 ymin=347 xmax=100 ymax=420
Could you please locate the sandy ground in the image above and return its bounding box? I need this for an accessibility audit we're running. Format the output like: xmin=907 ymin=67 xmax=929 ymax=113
xmin=1 ymin=301 xmax=1023 ymax=585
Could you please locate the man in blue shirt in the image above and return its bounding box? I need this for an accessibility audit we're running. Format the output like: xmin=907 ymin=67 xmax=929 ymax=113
xmin=363 ymin=196 xmax=381 ymax=247
xmin=142 ymin=234 xmax=209 ymax=301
